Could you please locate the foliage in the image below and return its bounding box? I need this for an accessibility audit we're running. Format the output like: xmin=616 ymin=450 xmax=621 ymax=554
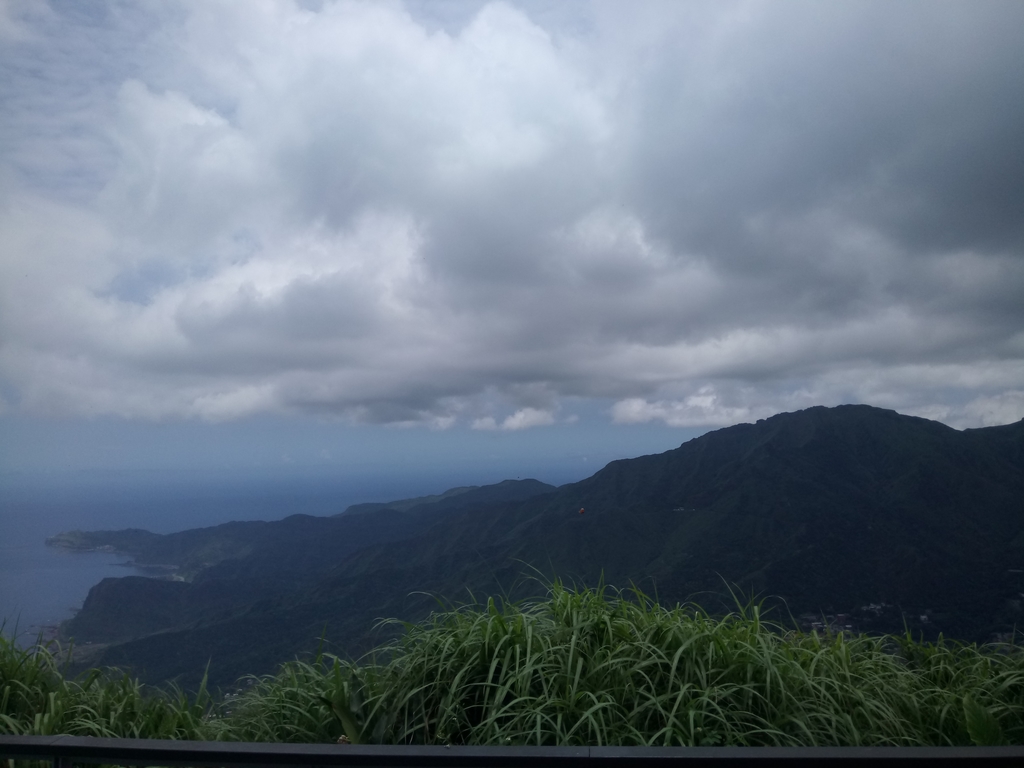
xmin=4 ymin=583 xmax=1024 ymax=746
xmin=60 ymin=408 xmax=1024 ymax=690
xmin=0 ymin=630 xmax=208 ymax=739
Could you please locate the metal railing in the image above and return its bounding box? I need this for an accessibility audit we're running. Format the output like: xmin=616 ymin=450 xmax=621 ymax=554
xmin=3 ymin=736 xmax=1024 ymax=767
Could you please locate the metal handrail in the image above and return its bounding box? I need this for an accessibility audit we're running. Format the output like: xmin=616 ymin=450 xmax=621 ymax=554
xmin=2 ymin=736 xmax=1024 ymax=767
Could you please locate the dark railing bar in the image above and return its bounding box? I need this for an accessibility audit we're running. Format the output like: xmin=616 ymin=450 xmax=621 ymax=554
xmin=2 ymin=736 xmax=1024 ymax=767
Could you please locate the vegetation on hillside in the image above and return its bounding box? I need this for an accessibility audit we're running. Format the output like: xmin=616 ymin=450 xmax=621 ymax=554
xmin=3 ymin=583 xmax=1023 ymax=746
xmin=57 ymin=407 xmax=1024 ymax=689
xmin=0 ymin=625 xmax=207 ymax=739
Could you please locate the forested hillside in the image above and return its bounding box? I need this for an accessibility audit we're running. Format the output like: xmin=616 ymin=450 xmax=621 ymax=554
xmin=54 ymin=406 xmax=1024 ymax=689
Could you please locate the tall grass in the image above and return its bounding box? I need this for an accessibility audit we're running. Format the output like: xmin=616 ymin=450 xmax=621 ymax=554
xmin=4 ymin=583 xmax=1023 ymax=746
xmin=0 ymin=631 xmax=208 ymax=739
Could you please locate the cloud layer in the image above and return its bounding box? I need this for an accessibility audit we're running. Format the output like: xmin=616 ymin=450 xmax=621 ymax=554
xmin=1 ymin=0 xmax=1022 ymax=430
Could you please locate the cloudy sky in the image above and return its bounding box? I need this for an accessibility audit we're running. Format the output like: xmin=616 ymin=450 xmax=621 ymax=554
xmin=1 ymin=0 xmax=1023 ymax=482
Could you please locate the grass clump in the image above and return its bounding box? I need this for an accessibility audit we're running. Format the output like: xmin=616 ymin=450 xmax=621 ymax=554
xmin=218 ymin=581 xmax=1024 ymax=746
xmin=4 ymin=582 xmax=1023 ymax=746
xmin=1 ymin=630 xmax=208 ymax=739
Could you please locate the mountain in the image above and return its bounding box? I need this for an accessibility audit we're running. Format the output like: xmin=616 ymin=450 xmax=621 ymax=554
xmin=54 ymin=405 xmax=1024 ymax=689
xmin=54 ymin=479 xmax=556 ymax=644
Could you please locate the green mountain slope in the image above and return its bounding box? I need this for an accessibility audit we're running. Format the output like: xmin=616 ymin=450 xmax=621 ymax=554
xmin=57 ymin=479 xmax=556 ymax=644
xmin=61 ymin=406 xmax=1024 ymax=689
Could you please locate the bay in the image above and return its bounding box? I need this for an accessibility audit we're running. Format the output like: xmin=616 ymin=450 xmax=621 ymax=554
xmin=0 ymin=469 xmax=456 ymax=648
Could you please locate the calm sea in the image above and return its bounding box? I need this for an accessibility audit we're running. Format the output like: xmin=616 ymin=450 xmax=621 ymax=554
xmin=0 ymin=469 xmax=467 ymax=648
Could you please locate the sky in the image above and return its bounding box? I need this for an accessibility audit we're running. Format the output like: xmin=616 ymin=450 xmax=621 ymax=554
xmin=1 ymin=0 xmax=1023 ymax=487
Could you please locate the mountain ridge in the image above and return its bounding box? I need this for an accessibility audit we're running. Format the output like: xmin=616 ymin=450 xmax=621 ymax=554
xmin=53 ymin=405 xmax=1024 ymax=688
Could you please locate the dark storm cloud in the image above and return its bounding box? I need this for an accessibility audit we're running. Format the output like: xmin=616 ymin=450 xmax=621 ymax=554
xmin=0 ymin=0 xmax=1021 ymax=429
xmin=625 ymin=2 xmax=1024 ymax=255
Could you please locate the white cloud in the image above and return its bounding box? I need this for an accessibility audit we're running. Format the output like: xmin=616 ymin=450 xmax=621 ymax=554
xmin=612 ymin=387 xmax=774 ymax=428
xmin=500 ymin=407 xmax=556 ymax=431
xmin=961 ymin=391 xmax=1024 ymax=428
xmin=190 ymin=384 xmax=278 ymax=422
xmin=472 ymin=408 xmax=555 ymax=431
xmin=1 ymin=0 xmax=1023 ymax=431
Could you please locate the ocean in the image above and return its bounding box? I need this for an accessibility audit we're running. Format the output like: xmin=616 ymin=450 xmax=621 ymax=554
xmin=0 ymin=469 xmax=474 ymax=648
